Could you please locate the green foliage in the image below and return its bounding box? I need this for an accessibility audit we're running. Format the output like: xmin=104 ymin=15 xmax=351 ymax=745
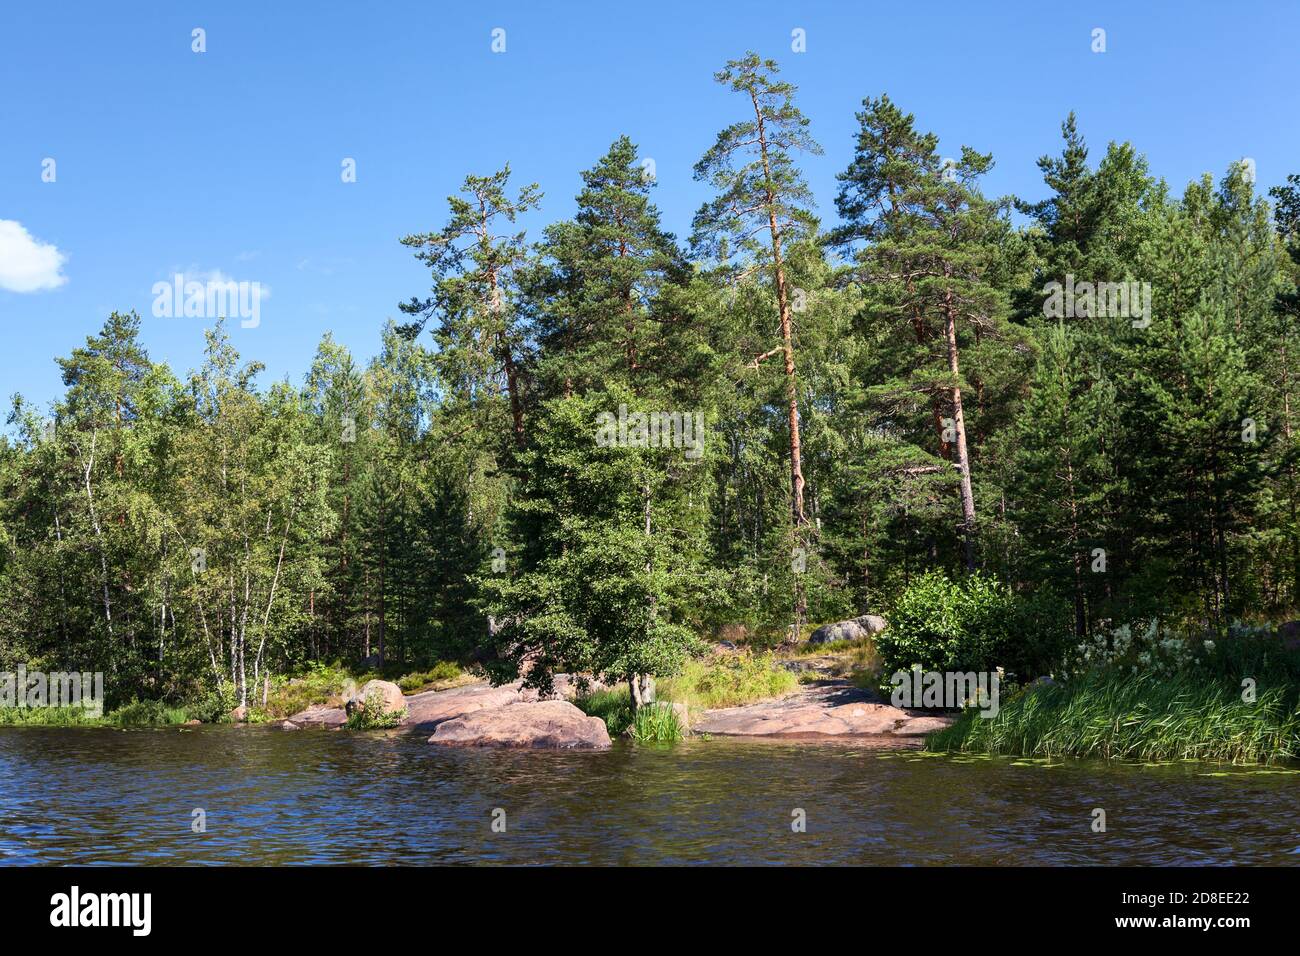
xmin=397 ymin=662 xmax=466 ymax=693
xmin=343 ymin=689 xmax=405 ymax=730
xmin=264 ymin=663 xmax=356 ymax=719
xmin=878 ymin=570 xmax=1070 ymax=680
xmin=629 ymin=702 xmax=684 ymax=742
xmin=575 ymin=687 xmax=634 ymax=737
xmin=106 ymin=699 xmax=191 ymax=727
xmin=0 ymin=707 xmax=101 ymax=726
xmin=658 ymin=654 xmax=797 ymax=711
xmin=480 ymin=390 xmax=709 ymax=694
xmin=1 ymin=58 xmax=1298 ymax=741
xmin=929 ymin=670 xmax=1300 ymax=765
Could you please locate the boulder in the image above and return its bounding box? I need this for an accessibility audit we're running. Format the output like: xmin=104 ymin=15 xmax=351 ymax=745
xmin=229 ymin=705 xmax=248 ymax=723
xmin=429 ymin=700 xmax=612 ymax=750
xmin=404 ymin=683 xmax=523 ymax=730
xmin=280 ymin=720 xmax=300 ymax=731
xmin=345 ymin=679 xmax=407 ymax=718
xmin=286 ymin=703 xmax=347 ymax=729
xmin=670 ymin=701 xmax=690 ymax=736
xmin=891 ymin=715 xmax=953 ymax=736
xmin=808 ymin=614 xmax=887 ymax=645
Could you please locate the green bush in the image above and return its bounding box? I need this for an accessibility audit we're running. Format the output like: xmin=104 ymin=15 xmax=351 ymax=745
xmin=181 ymin=682 xmax=236 ymax=723
xmin=878 ymin=570 xmax=1069 ymax=681
xmin=343 ymin=689 xmax=404 ymax=730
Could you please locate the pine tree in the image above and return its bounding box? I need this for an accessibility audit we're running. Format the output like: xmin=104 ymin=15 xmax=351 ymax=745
xmin=834 ymin=96 xmax=1015 ymax=570
xmin=400 ymin=167 xmax=541 ymax=452
xmin=693 ymin=52 xmax=823 ymax=631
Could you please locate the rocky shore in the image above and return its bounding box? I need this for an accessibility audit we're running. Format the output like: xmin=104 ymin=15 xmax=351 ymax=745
xmin=282 ymin=671 xmax=953 ymax=749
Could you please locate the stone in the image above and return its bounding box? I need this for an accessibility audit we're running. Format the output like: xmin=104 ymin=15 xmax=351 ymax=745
xmin=429 ymin=700 xmax=612 ymax=750
xmin=280 ymin=720 xmax=300 ymax=731
xmin=670 ymin=701 xmax=690 ymax=736
xmin=892 ymin=715 xmax=953 ymax=736
xmin=184 ymin=719 xmax=201 ymax=726
xmin=403 ymin=683 xmax=524 ymax=730
xmin=229 ymin=705 xmax=248 ymax=723
xmin=345 ymin=679 xmax=406 ymax=717
xmin=808 ymin=614 xmax=887 ymax=645
xmin=691 ymin=682 xmax=953 ymax=738
xmin=285 ymin=704 xmax=347 ymax=729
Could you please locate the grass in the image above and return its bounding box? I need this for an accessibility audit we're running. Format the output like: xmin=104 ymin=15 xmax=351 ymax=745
xmin=659 ymin=653 xmax=797 ymax=711
xmin=105 ymin=699 xmax=192 ymax=727
xmin=0 ymin=698 xmax=191 ymax=727
xmin=576 ymin=653 xmax=796 ymax=739
xmin=629 ymin=702 xmax=684 ymax=742
xmin=397 ymin=661 xmax=471 ymax=693
xmin=788 ymin=635 xmax=879 ymax=657
xmin=0 ymin=706 xmax=102 ymax=726
xmin=575 ymin=687 xmax=635 ymax=736
xmin=928 ymin=669 xmax=1300 ymax=765
xmin=572 ymin=690 xmax=683 ymax=741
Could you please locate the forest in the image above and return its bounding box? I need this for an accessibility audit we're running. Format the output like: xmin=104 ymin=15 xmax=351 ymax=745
xmin=3 ymin=53 xmax=1299 ymax=713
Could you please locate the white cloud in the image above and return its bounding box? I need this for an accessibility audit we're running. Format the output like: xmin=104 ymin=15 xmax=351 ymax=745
xmin=0 ymin=220 xmax=68 ymax=293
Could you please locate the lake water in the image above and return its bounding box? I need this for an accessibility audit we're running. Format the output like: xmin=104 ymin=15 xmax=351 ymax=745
xmin=2 ymin=726 xmax=1298 ymax=865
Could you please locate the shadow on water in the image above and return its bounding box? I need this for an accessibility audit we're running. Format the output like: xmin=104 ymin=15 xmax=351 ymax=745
xmin=2 ymin=726 xmax=1298 ymax=865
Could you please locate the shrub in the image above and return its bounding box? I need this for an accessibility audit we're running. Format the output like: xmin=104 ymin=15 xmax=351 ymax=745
xmin=343 ymin=688 xmax=404 ymax=730
xmin=878 ymin=570 xmax=1070 ymax=681
xmin=181 ymin=682 xmax=236 ymax=723
xmin=264 ymin=662 xmax=355 ymax=718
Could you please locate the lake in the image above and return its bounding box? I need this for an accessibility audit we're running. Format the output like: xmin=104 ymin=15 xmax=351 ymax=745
xmin=2 ymin=726 xmax=1298 ymax=865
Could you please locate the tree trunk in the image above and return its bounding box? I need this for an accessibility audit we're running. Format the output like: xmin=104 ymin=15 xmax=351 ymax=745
xmin=751 ymin=89 xmax=808 ymax=632
xmin=942 ymin=286 xmax=977 ymax=571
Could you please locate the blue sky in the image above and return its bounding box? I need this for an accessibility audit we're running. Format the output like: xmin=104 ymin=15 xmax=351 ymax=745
xmin=2 ymin=1 xmax=1297 ymax=422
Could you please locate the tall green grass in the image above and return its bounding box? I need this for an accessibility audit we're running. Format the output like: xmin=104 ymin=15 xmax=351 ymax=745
xmin=658 ymin=654 xmax=797 ymax=711
xmin=575 ymin=687 xmax=634 ymax=736
xmin=928 ymin=669 xmax=1300 ymax=764
xmin=0 ymin=706 xmax=101 ymax=726
xmin=628 ymin=702 xmax=683 ymax=742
